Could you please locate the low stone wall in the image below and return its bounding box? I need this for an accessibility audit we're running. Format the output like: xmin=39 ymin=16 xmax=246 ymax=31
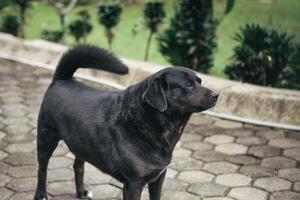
xmin=0 ymin=32 xmax=299 ymax=127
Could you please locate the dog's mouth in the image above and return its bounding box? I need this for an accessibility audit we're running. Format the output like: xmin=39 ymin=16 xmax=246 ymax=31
xmin=207 ymin=100 xmax=218 ymax=110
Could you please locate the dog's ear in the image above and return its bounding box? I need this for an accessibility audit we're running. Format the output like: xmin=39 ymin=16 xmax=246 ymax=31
xmin=142 ymin=77 xmax=167 ymax=112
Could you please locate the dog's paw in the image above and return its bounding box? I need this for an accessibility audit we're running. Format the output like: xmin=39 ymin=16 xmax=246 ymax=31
xmin=77 ymin=190 xmax=93 ymax=199
xmin=34 ymin=191 xmax=48 ymax=200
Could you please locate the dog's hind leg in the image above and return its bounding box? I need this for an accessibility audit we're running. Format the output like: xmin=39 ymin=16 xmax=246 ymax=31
xmin=73 ymin=158 xmax=93 ymax=199
xmin=34 ymin=125 xmax=60 ymax=200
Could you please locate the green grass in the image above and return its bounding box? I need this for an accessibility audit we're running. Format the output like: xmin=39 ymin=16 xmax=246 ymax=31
xmin=19 ymin=0 xmax=300 ymax=78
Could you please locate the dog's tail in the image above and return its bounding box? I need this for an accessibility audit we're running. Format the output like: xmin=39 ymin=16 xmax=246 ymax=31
xmin=52 ymin=45 xmax=128 ymax=81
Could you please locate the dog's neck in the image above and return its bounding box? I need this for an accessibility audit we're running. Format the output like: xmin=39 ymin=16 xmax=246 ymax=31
xmin=119 ymin=82 xmax=192 ymax=158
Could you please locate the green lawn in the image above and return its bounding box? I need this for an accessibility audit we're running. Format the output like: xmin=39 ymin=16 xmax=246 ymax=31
xmin=21 ymin=0 xmax=300 ymax=77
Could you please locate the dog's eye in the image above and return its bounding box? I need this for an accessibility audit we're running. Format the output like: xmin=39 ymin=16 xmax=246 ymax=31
xmin=186 ymin=81 xmax=194 ymax=88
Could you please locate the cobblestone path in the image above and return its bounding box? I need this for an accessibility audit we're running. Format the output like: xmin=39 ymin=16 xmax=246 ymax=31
xmin=0 ymin=59 xmax=300 ymax=200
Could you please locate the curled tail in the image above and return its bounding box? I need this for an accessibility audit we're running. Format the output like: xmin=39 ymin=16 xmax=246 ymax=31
xmin=53 ymin=45 xmax=128 ymax=81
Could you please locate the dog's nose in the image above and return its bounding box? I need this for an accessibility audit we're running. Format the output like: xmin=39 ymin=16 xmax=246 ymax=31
xmin=211 ymin=92 xmax=219 ymax=100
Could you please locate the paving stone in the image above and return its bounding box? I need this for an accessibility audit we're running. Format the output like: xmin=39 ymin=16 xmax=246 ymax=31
xmin=236 ymin=136 xmax=267 ymax=146
xmin=48 ymin=168 xmax=74 ymax=182
xmin=48 ymin=181 xmax=75 ymax=196
xmin=180 ymin=133 xmax=203 ymax=142
xmin=9 ymin=192 xmax=34 ymax=200
xmin=2 ymin=117 xmax=28 ymax=126
xmin=254 ymin=177 xmax=292 ymax=192
xmin=256 ymin=130 xmax=285 ymax=140
xmin=188 ymin=182 xmax=227 ymax=197
xmin=162 ymin=191 xmax=199 ymax=200
xmin=182 ymin=141 xmax=213 ymax=151
xmin=214 ymin=119 xmax=243 ymax=129
xmin=175 ymin=141 xmax=182 ymax=148
xmin=227 ymin=155 xmax=260 ymax=165
xmin=85 ymin=162 xmax=98 ymax=172
xmin=88 ymin=184 xmax=121 ymax=199
xmin=162 ymin=178 xmax=189 ymax=192
xmin=205 ymin=198 xmax=234 ymax=200
xmin=0 ymin=140 xmax=8 ymax=149
xmin=249 ymin=145 xmax=281 ymax=158
xmin=215 ymin=143 xmax=248 ymax=155
xmin=0 ymin=187 xmax=14 ymax=199
xmin=65 ymin=152 xmax=75 ymax=159
xmin=188 ymin=115 xmax=214 ymax=126
xmin=294 ymin=182 xmax=300 ymax=192
xmin=169 ymin=158 xmax=203 ymax=171
xmin=48 ymin=156 xmax=72 ymax=169
xmin=6 ymin=166 xmax=38 ymax=178
xmin=166 ymin=168 xmax=178 ymax=178
xmin=53 ymin=143 xmax=69 ymax=156
xmin=215 ymin=173 xmax=252 ymax=187
xmin=177 ymin=170 xmax=214 ymax=184
xmin=261 ymin=157 xmax=297 ymax=169
xmin=283 ymin=147 xmax=300 ymax=161
xmin=172 ymin=147 xmax=192 ymax=159
xmin=0 ymin=131 xmax=6 ymax=140
xmin=191 ymin=126 xmax=224 ymax=137
xmin=4 ymin=124 xmax=31 ymax=134
xmin=6 ymin=177 xmax=37 ymax=192
xmin=278 ymin=168 xmax=300 ymax=182
xmin=229 ymin=187 xmax=267 ymax=200
xmin=240 ymin=165 xmax=274 ymax=178
xmin=287 ymin=131 xmax=300 ymax=141
xmin=3 ymin=134 xmax=35 ymax=143
xmin=269 ymin=138 xmax=300 ymax=148
xmin=110 ymin=178 xmax=123 ymax=189
xmin=203 ymin=161 xmax=239 ymax=175
xmin=192 ymin=150 xmax=227 ymax=162
xmin=84 ymin=170 xmax=112 ymax=185
xmin=0 ymin=150 xmax=8 ymax=160
xmin=4 ymin=143 xmax=35 ymax=153
xmin=0 ymin=162 xmax=11 ymax=174
xmin=0 ymin=174 xmax=10 ymax=187
xmin=204 ymin=134 xmax=234 ymax=145
xmin=51 ymin=195 xmax=76 ymax=200
xmin=4 ymin=152 xmax=36 ymax=166
xmin=270 ymin=191 xmax=300 ymax=200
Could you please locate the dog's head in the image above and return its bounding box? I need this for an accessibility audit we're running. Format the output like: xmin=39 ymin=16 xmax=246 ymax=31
xmin=142 ymin=67 xmax=218 ymax=113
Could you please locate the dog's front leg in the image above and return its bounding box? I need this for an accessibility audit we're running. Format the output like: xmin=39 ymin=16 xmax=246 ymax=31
xmin=123 ymin=181 xmax=144 ymax=200
xmin=148 ymin=170 xmax=166 ymax=200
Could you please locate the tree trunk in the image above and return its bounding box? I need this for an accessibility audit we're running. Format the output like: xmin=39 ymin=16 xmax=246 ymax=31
xmin=59 ymin=13 xmax=65 ymax=33
xmin=105 ymin=28 xmax=113 ymax=51
xmin=192 ymin=56 xmax=198 ymax=71
xmin=144 ymin=31 xmax=153 ymax=61
xmin=83 ymin=23 xmax=87 ymax=44
xmin=19 ymin=7 xmax=26 ymax=38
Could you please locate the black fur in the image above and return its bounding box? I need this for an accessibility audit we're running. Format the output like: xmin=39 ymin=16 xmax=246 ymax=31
xmin=53 ymin=45 xmax=128 ymax=81
xmin=34 ymin=45 xmax=218 ymax=200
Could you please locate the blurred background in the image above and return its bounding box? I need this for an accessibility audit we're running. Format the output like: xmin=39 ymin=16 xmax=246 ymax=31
xmin=0 ymin=0 xmax=299 ymax=89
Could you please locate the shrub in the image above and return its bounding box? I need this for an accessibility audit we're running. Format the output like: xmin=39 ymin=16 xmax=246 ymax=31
xmin=225 ymin=24 xmax=300 ymax=89
xmin=277 ymin=44 xmax=300 ymax=90
xmin=97 ymin=2 xmax=122 ymax=50
xmin=41 ymin=30 xmax=64 ymax=43
xmin=158 ymin=0 xmax=217 ymax=73
xmin=11 ymin=0 xmax=33 ymax=38
xmin=142 ymin=1 xmax=165 ymax=61
xmin=0 ymin=14 xmax=20 ymax=36
xmin=68 ymin=10 xmax=93 ymax=43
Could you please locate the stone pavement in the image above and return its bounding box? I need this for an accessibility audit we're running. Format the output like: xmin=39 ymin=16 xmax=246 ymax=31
xmin=0 ymin=59 xmax=300 ymax=200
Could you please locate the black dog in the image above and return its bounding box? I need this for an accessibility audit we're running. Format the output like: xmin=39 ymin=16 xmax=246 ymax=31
xmin=34 ymin=45 xmax=218 ymax=200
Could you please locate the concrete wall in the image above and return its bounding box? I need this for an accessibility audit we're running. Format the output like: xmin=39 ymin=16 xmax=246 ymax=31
xmin=0 ymin=33 xmax=299 ymax=126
